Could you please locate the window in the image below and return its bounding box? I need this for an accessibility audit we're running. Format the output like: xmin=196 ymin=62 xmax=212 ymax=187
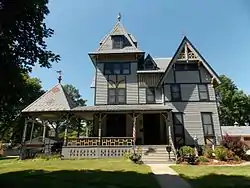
xmin=104 ymin=64 xmax=113 ymax=75
xmin=198 ymin=84 xmax=209 ymax=101
xmin=201 ymin=112 xmax=215 ymax=136
xmin=104 ymin=63 xmax=131 ymax=75
xmin=108 ymin=88 xmax=126 ymax=104
xmin=122 ymin=63 xmax=130 ymax=74
xmin=146 ymin=87 xmax=155 ymax=103
xmin=175 ymin=63 xmax=199 ymax=71
xmin=171 ymin=84 xmax=181 ymax=101
xmin=112 ymin=35 xmax=124 ymax=49
xmin=172 ymin=113 xmax=185 ymax=147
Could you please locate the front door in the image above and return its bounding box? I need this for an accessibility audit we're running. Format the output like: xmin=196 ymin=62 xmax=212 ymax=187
xmin=106 ymin=114 xmax=126 ymax=137
xmin=143 ymin=114 xmax=161 ymax=145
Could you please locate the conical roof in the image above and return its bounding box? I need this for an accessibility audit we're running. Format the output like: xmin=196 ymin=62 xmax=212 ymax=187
xmin=22 ymin=83 xmax=76 ymax=113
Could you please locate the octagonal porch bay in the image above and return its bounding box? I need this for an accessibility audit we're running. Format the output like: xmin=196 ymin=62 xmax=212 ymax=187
xmin=64 ymin=105 xmax=172 ymax=159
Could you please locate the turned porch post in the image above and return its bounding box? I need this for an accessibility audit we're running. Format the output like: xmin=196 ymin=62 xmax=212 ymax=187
xmin=162 ymin=112 xmax=172 ymax=145
xmin=42 ymin=120 xmax=46 ymax=143
xmin=129 ymin=113 xmax=140 ymax=146
xmin=29 ymin=118 xmax=35 ymax=143
xmin=22 ymin=118 xmax=28 ymax=143
xmin=98 ymin=113 xmax=102 ymax=145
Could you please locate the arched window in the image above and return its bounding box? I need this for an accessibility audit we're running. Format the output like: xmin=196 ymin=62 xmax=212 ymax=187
xmin=108 ymin=79 xmax=126 ymax=104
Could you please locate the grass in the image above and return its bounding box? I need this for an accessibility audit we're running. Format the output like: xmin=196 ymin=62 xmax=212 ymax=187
xmin=171 ymin=165 xmax=250 ymax=188
xmin=0 ymin=158 xmax=159 ymax=188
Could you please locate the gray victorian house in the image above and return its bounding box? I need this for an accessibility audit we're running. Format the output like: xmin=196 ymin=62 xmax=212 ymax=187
xmin=21 ymin=16 xmax=221 ymax=162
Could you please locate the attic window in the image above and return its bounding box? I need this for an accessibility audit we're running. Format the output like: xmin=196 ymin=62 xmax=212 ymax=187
xmin=112 ymin=35 xmax=124 ymax=49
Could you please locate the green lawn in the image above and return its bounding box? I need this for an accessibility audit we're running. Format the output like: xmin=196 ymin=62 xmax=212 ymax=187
xmin=0 ymin=158 xmax=160 ymax=188
xmin=171 ymin=165 xmax=250 ymax=188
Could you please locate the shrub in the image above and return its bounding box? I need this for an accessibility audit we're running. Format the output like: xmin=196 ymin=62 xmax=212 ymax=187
xmin=203 ymin=146 xmax=214 ymax=158
xmin=220 ymin=134 xmax=248 ymax=159
xmin=179 ymin=146 xmax=195 ymax=157
xmin=214 ymin=146 xmax=228 ymax=161
xmin=233 ymin=155 xmax=241 ymax=161
xmin=198 ymin=156 xmax=209 ymax=162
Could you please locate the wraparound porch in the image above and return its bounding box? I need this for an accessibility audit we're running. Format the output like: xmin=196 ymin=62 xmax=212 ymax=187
xmin=21 ymin=105 xmax=176 ymax=159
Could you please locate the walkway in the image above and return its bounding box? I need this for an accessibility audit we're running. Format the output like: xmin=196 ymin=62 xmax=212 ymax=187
xmin=148 ymin=164 xmax=191 ymax=188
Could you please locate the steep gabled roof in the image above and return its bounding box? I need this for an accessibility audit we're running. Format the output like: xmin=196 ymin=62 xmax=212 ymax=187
xmin=90 ymin=20 xmax=143 ymax=54
xmin=157 ymin=36 xmax=221 ymax=86
xmin=153 ymin=57 xmax=172 ymax=71
xmin=22 ymin=84 xmax=76 ymax=113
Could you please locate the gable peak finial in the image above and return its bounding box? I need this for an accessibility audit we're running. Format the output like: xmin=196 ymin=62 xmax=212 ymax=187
xmin=117 ymin=12 xmax=121 ymax=22
xmin=56 ymin=70 xmax=62 ymax=84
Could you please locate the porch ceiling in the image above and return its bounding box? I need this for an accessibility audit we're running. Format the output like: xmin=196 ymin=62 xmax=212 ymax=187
xmin=72 ymin=104 xmax=171 ymax=113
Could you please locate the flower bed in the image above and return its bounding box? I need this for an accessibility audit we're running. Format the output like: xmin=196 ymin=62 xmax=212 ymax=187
xmin=176 ymin=135 xmax=250 ymax=166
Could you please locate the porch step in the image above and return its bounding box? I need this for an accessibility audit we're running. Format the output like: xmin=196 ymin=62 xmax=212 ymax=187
xmin=143 ymin=159 xmax=176 ymax=164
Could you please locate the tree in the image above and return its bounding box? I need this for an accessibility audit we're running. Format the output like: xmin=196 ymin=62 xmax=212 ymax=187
xmin=0 ymin=0 xmax=60 ymax=130
xmin=216 ymin=75 xmax=250 ymax=126
xmin=0 ymin=74 xmax=44 ymax=142
xmin=48 ymin=84 xmax=87 ymax=140
xmin=63 ymin=84 xmax=86 ymax=106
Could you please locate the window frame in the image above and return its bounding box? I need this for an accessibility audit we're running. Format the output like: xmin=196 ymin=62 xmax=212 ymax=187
xmin=201 ymin=112 xmax=215 ymax=144
xmin=172 ymin=112 xmax=185 ymax=148
xmin=175 ymin=63 xmax=199 ymax=71
xmin=198 ymin=84 xmax=209 ymax=101
xmin=104 ymin=63 xmax=131 ymax=75
xmin=112 ymin=35 xmax=124 ymax=49
xmin=170 ymin=84 xmax=182 ymax=101
xmin=146 ymin=87 xmax=156 ymax=104
xmin=108 ymin=88 xmax=126 ymax=105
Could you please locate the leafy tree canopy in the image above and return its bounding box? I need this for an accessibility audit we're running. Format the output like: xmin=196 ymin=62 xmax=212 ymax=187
xmin=216 ymin=75 xmax=250 ymax=126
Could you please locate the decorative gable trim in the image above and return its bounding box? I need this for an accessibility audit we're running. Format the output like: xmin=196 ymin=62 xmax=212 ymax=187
xmin=157 ymin=36 xmax=221 ymax=86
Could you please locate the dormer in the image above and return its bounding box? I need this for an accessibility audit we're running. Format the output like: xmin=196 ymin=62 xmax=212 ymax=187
xmin=88 ymin=14 xmax=144 ymax=64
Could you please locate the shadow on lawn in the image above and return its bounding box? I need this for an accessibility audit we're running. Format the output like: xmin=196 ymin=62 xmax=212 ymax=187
xmin=179 ymin=173 xmax=250 ymax=188
xmin=0 ymin=169 xmax=161 ymax=188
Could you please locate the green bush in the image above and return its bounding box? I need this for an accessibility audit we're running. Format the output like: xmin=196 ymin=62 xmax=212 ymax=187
xmin=203 ymin=146 xmax=214 ymax=158
xmin=197 ymin=156 xmax=209 ymax=162
xmin=233 ymin=155 xmax=241 ymax=161
xmin=214 ymin=146 xmax=228 ymax=161
xmin=179 ymin=146 xmax=195 ymax=157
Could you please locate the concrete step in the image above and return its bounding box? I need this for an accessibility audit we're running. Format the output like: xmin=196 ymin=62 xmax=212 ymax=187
xmin=142 ymin=159 xmax=176 ymax=164
xmin=142 ymin=156 xmax=175 ymax=161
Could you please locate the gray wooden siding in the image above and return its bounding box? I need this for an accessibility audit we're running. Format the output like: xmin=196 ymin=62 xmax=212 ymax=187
xmin=164 ymin=68 xmax=174 ymax=83
xmin=95 ymin=63 xmax=108 ymax=104
xmin=126 ymin=62 xmax=138 ymax=104
xmin=155 ymin=88 xmax=163 ymax=103
xmin=175 ymin=71 xmax=200 ymax=83
xmin=200 ymin=66 xmax=212 ymax=83
xmin=166 ymin=102 xmax=221 ymax=145
xmin=139 ymin=88 xmax=146 ymax=104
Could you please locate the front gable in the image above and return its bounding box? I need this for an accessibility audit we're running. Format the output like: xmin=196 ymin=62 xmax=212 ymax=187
xmin=96 ymin=21 xmax=139 ymax=53
xmin=158 ymin=36 xmax=220 ymax=86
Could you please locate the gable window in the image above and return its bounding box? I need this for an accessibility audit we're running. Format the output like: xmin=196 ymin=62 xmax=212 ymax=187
xmin=112 ymin=35 xmax=124 ymax=49
xmin=104 ymin=63 xmax=131 ymax=75
xmin=146 ymin=87 xmax=155 ymax=103
xmin=175 ymin=63 xmax=198 ymax=71
xmin=172 ymin=112 xmax=185 ymax=148
xmin=171 ymin=84 xmax=181 ymax=101
xmin=201 ymin=112 xmax=215 ymax=144
xmin=198 ymin=84 xmax=209 ymax=101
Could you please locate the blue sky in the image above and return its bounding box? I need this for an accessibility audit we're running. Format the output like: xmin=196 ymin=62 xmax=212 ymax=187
xmin=31 ymin=0 xmax=250 ymax=105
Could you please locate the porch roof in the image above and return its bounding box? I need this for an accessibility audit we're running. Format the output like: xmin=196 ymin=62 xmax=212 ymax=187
xmin=221 ymin=126 xmax=250 ymax=136
xmin=72 ymin=104 xmax=171 ymax=112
